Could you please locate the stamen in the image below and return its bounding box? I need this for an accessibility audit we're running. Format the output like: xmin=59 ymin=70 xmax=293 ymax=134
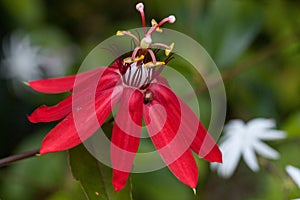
xmin=116 ymin=30 xmax=139 ymax=43
xmin=136 ymin=2 xmax=147 ymax=34
xmin=144 ymin=61 xmax=165 ymax=68
xmin=147 ymin=15 xmax=176 ymax=36
xmin=146 ymin=49 xmax=157 ymax=64
xmin=116 ymin=30 xmax=124 ymax=36
xmin=123 ymin=55 xmax=144 ymax=63
xmin=151 ymin=43 xmax=170 ymax=49
xmin=151 ymin=19 xmax=162 ymax=33
xmin=165 ymin=42 xmax=175 ymax=56
xmin=132 ymin=46 xmax=141 ymax=60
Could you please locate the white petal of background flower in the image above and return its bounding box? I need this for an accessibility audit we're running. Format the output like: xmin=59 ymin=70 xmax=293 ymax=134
xmin=211 ymin=135 xmax=242 ymax=178
xmin=253 ymin=140 xmax=280 ymax=159
xmin=286 ymin=165 xmax=300 ymax=188
xmin=256 ymin=130 xmax=286 ymax=140
xmin=223 ymin=119 xmax=245 ymax=136
xmin=211 ymin=118 xmax=286 ymax=178
xmin=1 ymin=32 xmax=75 ymax=82
xmin=247 ymin=118 xmax=275 ymax=130
xmin=1 ymin=35 xmax=43 ymax=81
xmin=242 ymin=146 xmax=259 ymax=172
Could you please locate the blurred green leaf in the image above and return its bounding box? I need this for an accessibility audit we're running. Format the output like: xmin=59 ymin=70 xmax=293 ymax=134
xmin=68 ymin=144 xmax=132 ymax=200
xmin=197 ymin=0 xmax=261 ymax=68
xmin=132 ymin=168 xmax=195 ymax=200
xmin=283 ymin=112 xmax=300 ymax=138
xmin=256 ymin=141 xmax=300 ymax=199
xmin=46 ymin=180 xmax=86 ymax=200
xmin=2 ymin=0 xmax=45 ymax=27
xmin=0 ymin=129 xmax=67 ymax=200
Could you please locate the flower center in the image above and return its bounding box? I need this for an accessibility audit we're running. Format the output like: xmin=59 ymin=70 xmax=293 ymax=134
xmin=121 ymin=61 xmax=155 ymax=89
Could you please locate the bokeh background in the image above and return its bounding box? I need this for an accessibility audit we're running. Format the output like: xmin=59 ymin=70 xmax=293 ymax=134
xmin=0 ymin=0 xmax=300 ymax=199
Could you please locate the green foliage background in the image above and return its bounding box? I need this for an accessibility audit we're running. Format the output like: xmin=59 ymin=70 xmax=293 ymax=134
xmin=0 ymin=0 xmax=299 ymax=199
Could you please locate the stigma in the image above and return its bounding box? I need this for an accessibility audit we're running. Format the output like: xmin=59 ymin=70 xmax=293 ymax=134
xmin=116 ymin=2 xmax=176 ymax=67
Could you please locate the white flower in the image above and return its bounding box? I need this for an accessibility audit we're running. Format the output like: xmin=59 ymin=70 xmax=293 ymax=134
xmin=211 ymin=118 xmax=286 ymax=178
xmin=286 ymin=165 xmax=300 ymax=188
xmin=1 ymin=32 xmax=74 ymax=82
xmin=1 ymin=34 xmax=43 ymax=81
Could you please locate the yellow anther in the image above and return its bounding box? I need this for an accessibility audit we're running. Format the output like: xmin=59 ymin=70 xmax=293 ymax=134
xmin=123 ymin=57 xmax=132 ymax=63
xmin=134 ymin=55 xmax=145 ymax=62
xmin=151 ymin=19 xmax=157 ymax=26
xmin=165 ymin=42 xmax=175 ymax=56
xmin=123 ymin=55 xmax=145 ymax=63
xmin=144 ymin=61 xmax=165 ymax=68
xmin=116 ymin=30 xmax=124 ymax=36
xmin=151 ymin=19 xmax=163 ymax=33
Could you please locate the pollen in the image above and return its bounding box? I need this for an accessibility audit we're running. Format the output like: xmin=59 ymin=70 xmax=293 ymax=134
xmin=123 ymin=55 xmax=144 ymax=64
xmin=165 ymin=42 xmax=175 ymax=56
xmin=116 ymin=30 xmax=124 ymax=36
xmin=151 ymin=19 xmax=163 ymax=33
xmin=144 ymin=61 xmax=165 ymax=68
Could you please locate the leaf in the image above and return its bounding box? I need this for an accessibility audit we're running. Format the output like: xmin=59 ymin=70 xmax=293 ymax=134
xmin=283 ymin=112 xmax=300 ymax=138
xmin=0 ymin=129 xmax=67 ymax=200
xmin=196 ymin=0 xmax=261 ymax=68
xmin=68 ymin=143 xmax=133 ymax=200
xmin=258 ymin=142 xmax=300 ymax=199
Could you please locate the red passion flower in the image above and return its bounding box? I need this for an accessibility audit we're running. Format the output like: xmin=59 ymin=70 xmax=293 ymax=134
xmin=28 ymin=2 xmax=222 ymax=191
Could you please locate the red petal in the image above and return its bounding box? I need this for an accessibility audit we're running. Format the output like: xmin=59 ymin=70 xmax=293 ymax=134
xmin=39 ymin=67 xmax=122 ymax=154
xmin=155 ymin=75 xmax=169 ymax=86
xmin=40 ymin=86 xmax=123 ymax=154
xmin=144 ymin=83 xmax=198 ymax=188
xmin=28 ymin=95 xmax=72 ymax=123
xmin=29 ymin=75 xmax=76 ymax=94
xmin=111 ymin=88 xmax=143 ymax=191
xmin=149 ymin=83 xmax=222 ymax=163
xmin=28 ymin=68 xmax=121 ymax=123
xmin=177 ymin=97 xmax=222 ymax=163
xmin=28 ymin=66 xmax=117 ymax=94
xmin=189 ymin=121 xmax=222 ymax=163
